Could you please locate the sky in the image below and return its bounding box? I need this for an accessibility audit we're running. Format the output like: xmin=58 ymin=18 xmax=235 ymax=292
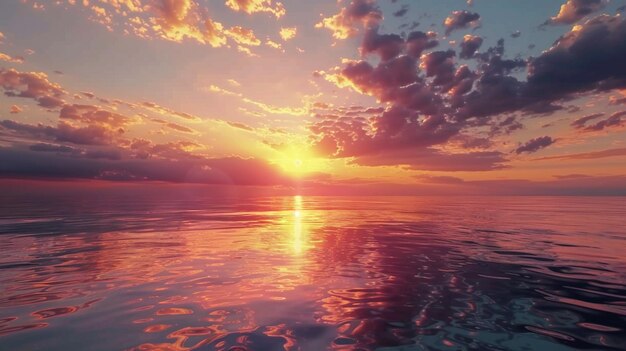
xmin=0 ymin=0 xmax=625 ymax=195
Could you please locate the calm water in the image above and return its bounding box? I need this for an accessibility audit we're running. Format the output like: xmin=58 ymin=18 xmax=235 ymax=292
xmin=0 ymin=187 xmax=625 ymax=351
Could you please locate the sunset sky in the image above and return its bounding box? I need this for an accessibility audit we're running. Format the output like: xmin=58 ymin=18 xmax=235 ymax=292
xmin=1 ymin=0 xmax=625 ymax=194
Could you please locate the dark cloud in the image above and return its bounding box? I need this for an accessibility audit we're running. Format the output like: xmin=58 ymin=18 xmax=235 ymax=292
xmin=0 ymin=68 xmax=65 ymax=108
xmin=580 ymin=110 xmax=626 ymax=131
xmin=84 ymin=148 xmax=123 ymax=160
xmin=545 ymin=0 xmax=607 ymax=25
xmin=515 ymin=136 xmax=555 ymax=154
xmin=570 ymin=112 xmax=604 ymax=129
xmin=361 ymin=27 xmax=404 ymax=61
xmin=315 ymin=13 xmax=626 ymax=171
xmin=420 ymin=50 xmax=456 ymax=87
xmin=528 ymin=15 xmax=626 ymax=101
xmin=29 ymin=143 xmax=75 ymax=153
xmin=0 ymin=120 xmax=120 ymax=145
xmin=458 ymin=35 xmax=483 ymax=59
xmin=405 ymin=30 xmax=439 ymax=58
xmin=443 ymin=10 xmax=480 ymax=35
xmin=450 ymin=134 xmax=493 ymax=149
xmin=489 ymin=116 xmax=523 ymax=136
xmin=393 ymin=5 xmax=409 ymax=17
xmin=399 ymin=21 xmax=420 ymax=31
xmin=0 ymin=147 xmax=290 ymax=186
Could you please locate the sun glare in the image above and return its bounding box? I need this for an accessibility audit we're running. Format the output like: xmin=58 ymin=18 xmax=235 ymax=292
xmin=273 ymin=145 xmax=325 ymax=176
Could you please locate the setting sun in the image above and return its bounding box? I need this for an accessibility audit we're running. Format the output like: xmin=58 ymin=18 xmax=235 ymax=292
xmin=271 ymin=144 xmax=326 ymax=176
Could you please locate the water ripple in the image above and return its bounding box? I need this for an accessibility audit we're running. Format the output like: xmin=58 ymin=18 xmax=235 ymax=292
xmin=0 ymin=192 xmax=625 ymax=350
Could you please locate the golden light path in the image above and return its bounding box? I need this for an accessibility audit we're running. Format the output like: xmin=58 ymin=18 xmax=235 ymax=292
xmin=292 ymin=195 xmax=304 ymax=255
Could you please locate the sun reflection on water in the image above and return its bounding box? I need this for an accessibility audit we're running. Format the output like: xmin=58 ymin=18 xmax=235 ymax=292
xmin=292 ymin=195 xmax=304 ymax=255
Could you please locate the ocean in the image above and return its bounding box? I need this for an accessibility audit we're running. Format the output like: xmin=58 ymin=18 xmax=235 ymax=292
xmin=1 ymin=185 xmax=625 ymax=350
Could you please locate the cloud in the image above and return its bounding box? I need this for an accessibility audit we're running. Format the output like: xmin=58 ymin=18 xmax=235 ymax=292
xmin=84 ymin=148 xmax=123 ymax=160
xmin=165 ymin=122 xmax=195 ymax=133
xmin=150 ymin=0 xmax=228 ymax=46
xmin=414 ymin=174 xmax=465 ymax=184
xmin=514 ymin=136 xmax=555 ymax=154
xmin=527 ymin=15 xmax=626 ymax=102
xmin=205 ymin=84 xmax=307 ymax=115
xmin=553 ymin=173 xmax=590 ymax=179
xmin=279 ymin=27 xmax=297 ymax=41
xmin=0 ymin=52 xmax=24 ymax=64
xmin=405 ymin=30 xmax=439 ymax=58
xmin=27 ymin=0 xmax=272 ymax=50
xmin=241 ymin=97 xmax=308 ymax=116
xmin=225 ymin=26 xmax=261 ymax=46
xmin=570 ymin=112 xmax=604 ymax=129
xmin=129 ymin=138 xmax=201 ymax=160
xmin=29 ymin=143 xmax=76 ymax=153
xmin=443 ymin=10 xmax=480 ymax=35
xmin=9 ymin=105 xmax=22 ymax=114
xmin=459 ymin=14 xmax=626 ymax=119
xmin=579 ymin=110 xmax=626 ymax=131
xmin=266 ymin=39 xmax=283 ymax=50
xmin=545 ymin=0 xmax=607 ymax=25
xmin=0 ymin=68 xmax=65 ymax=108
xmin=236 ymin=45 xmax=258 ymax=57
xmin=226 ymin=121 xmax=254 ymax=131
xmin=206 ymin=84 xmax=242 ymax=96
xmin=489 ymin=116 xmax=523 ymax=136
xmin=535 ymin=147 xmax=626 ymax=160
xmin=609 ymin=94 xmax=626 ymax=105
xmin=316 ymin=0 xmax=382 ymax=39
xmin=0 ymin=146 xmax=291 ymax=186
xmin=351 ymin=147 xmax=508 ymax=172
xmin=141 ymin=101 xmax=200 ymax=120
xmin=224 ymin=0 xmax=285 ymax=18
xmin=393 ymin=5 xmax=409 ymax=17
xmin=360 ymin=27 xmax=404 ymax=61
xmin=458 ymin=34 xmax=483 ymax=59
xmin=314 ymin=13 xmax=626 ymax=171
xmin=0 ymin=120 xmax=121 ymax=146
xmin=59 ymin=104 xmax=132 ymax=129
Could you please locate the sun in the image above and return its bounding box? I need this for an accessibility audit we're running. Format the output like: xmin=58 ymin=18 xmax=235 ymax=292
xmin=285 ymin=157 xmax=306 ymax=174
xmin=271 ymin=144 xmax=325 ymax=176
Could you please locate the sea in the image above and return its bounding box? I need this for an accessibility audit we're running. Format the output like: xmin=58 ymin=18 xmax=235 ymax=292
xmin=0 ymin=184 xmax=625 ymax=350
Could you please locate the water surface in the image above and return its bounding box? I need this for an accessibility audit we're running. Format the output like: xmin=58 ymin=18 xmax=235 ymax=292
xmin=1 ymin=187 xmax=625 ymax=350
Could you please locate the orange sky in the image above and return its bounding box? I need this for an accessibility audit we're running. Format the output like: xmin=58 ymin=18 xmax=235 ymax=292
xmin=0 ymin=0 xmax=625 ymax=194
